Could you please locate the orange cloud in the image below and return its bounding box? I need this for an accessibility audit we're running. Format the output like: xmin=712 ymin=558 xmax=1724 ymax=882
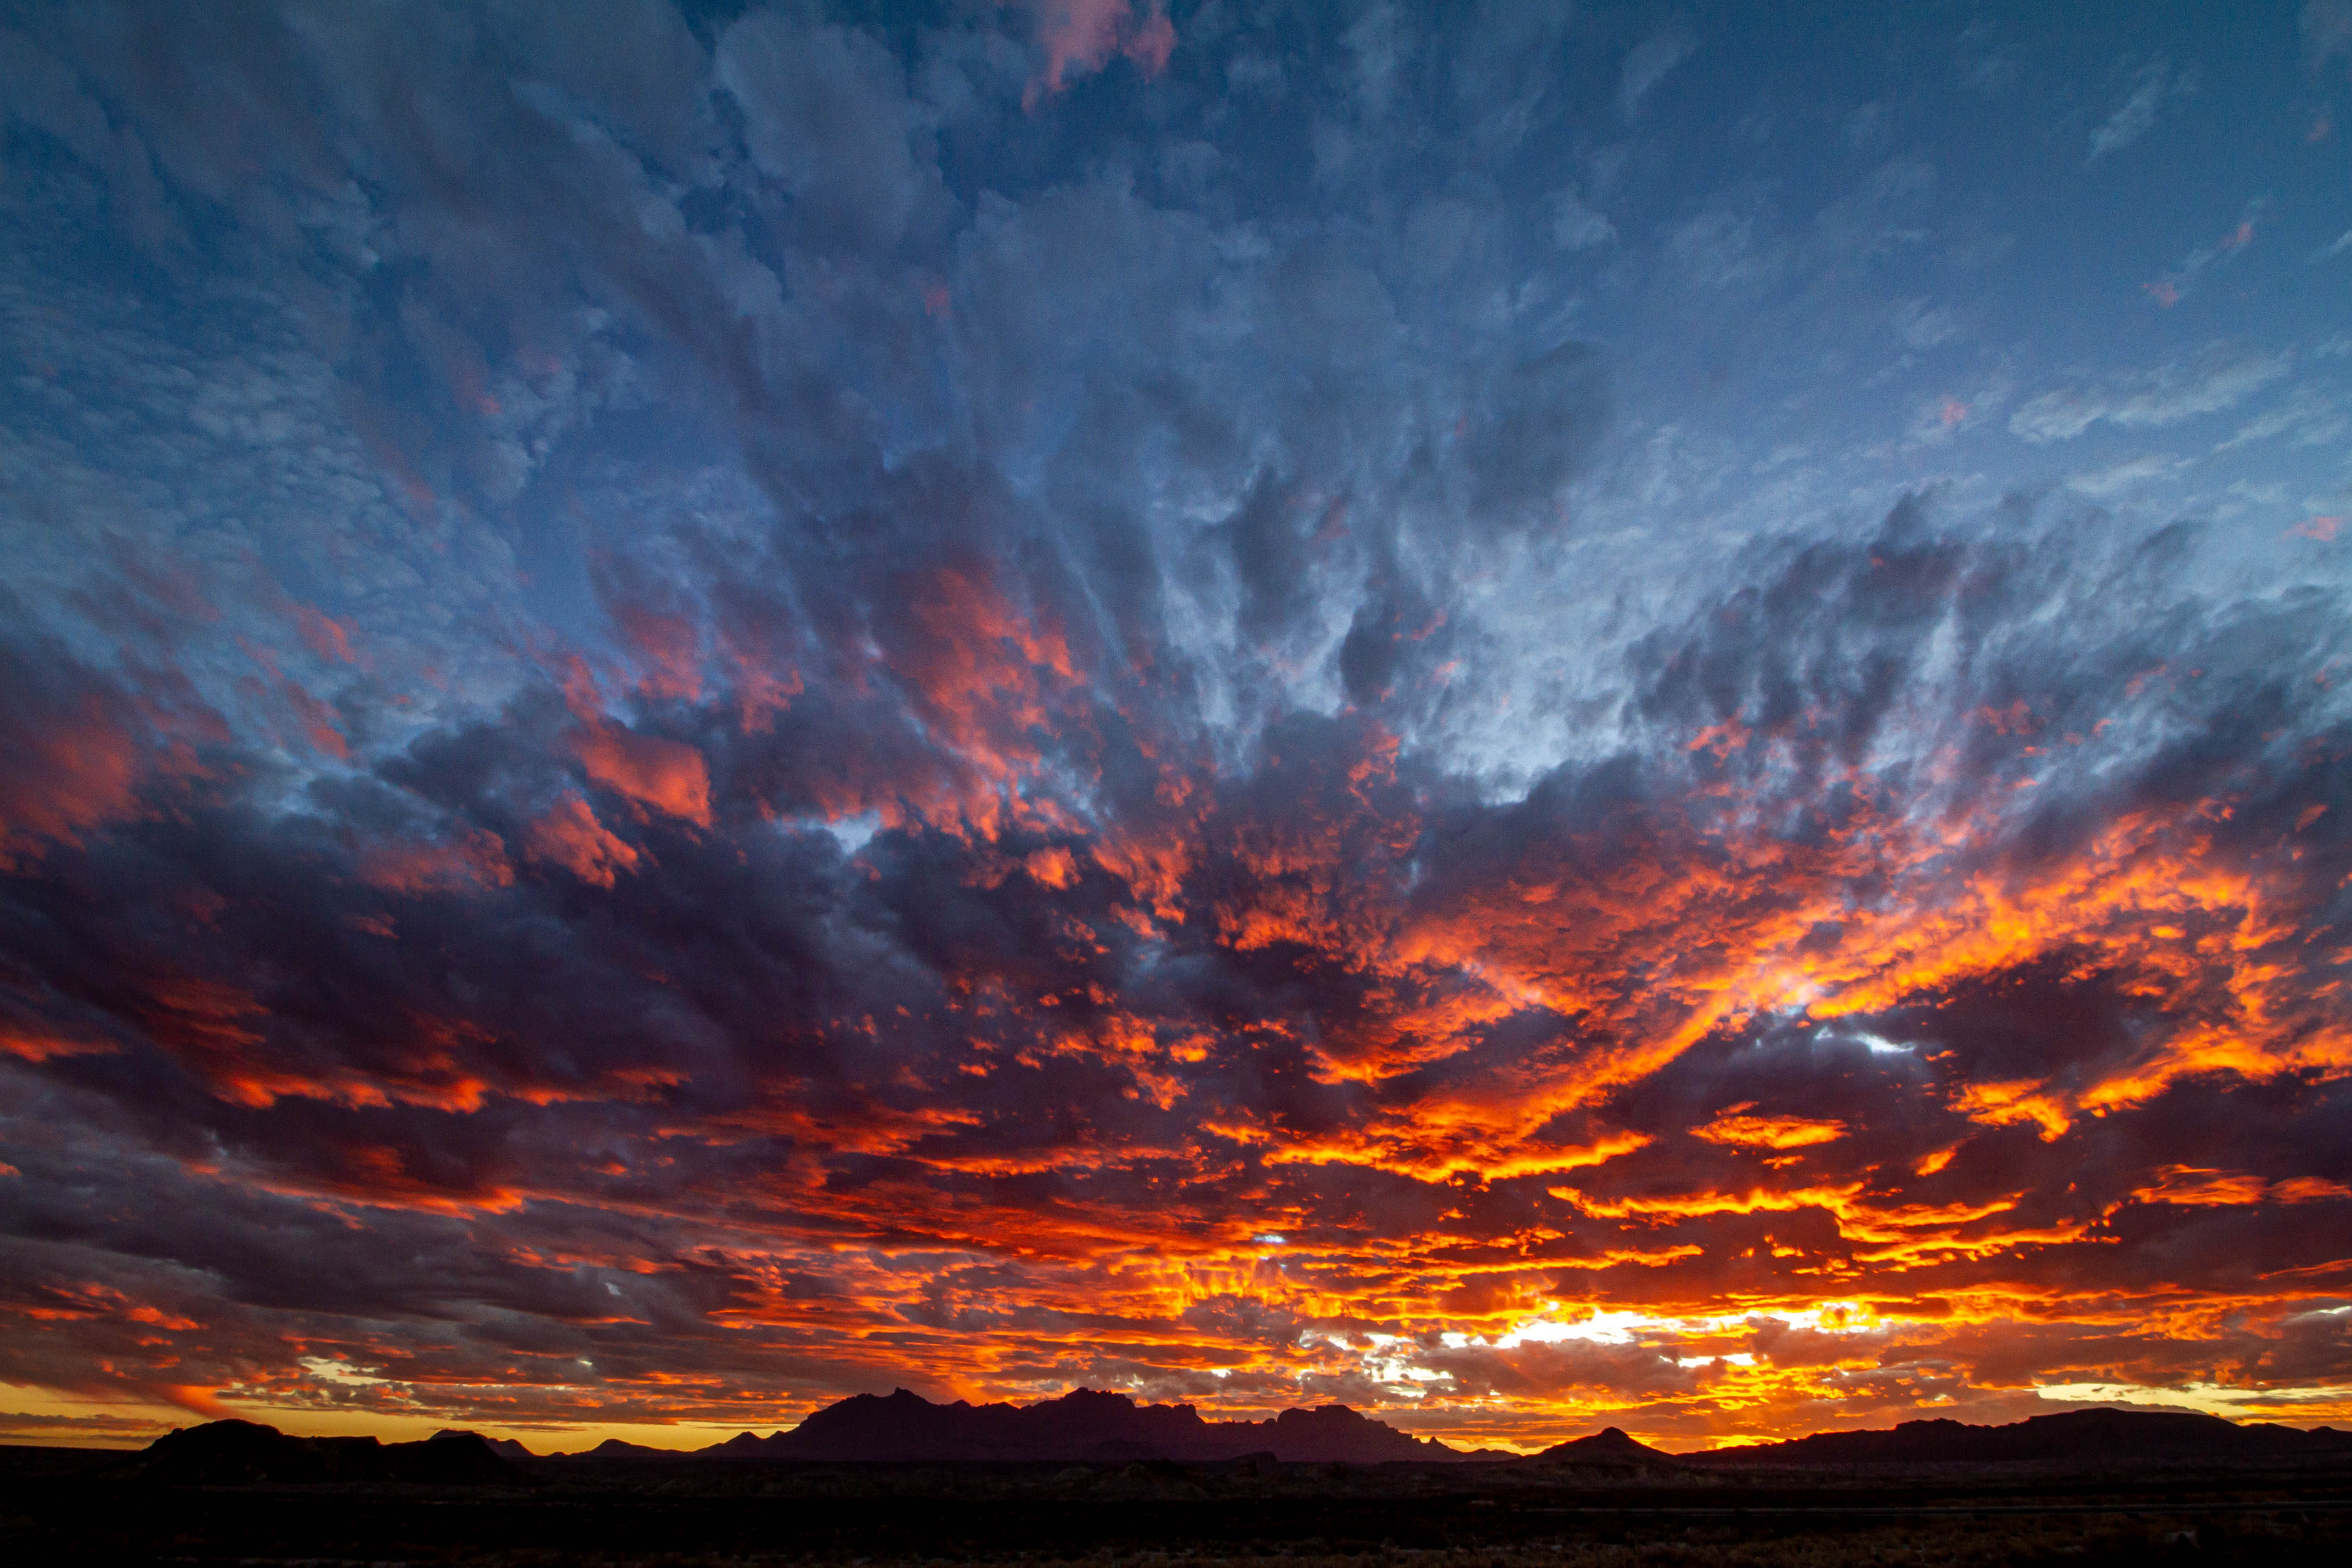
xmin=1 ymin=1025 xmax=118 ymax=1063
xmin=358 ymin=829 xmax=513 ymax=894
xmin=1950 ymin=1079 xmax=2073 ymax=1142
xmin=1024 ymin=845 xmax=1078 ymax=889
xmin=1692 ymin=1105 xmax=1848 ymax=1150
xmin=572 ymin=721 xmax=712 ymax=827
xmin=524 ymin=797 xmax=641 ymax=888
xmin=2131 ymin=1167 xmax=2352 ymax=1208
xmin=0 ymin=692 xmax=145 ymax=867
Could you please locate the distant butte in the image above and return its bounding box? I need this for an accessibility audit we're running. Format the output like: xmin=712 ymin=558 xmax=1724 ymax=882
xmin=119 ymin=1420 xmax=521 ymax=1485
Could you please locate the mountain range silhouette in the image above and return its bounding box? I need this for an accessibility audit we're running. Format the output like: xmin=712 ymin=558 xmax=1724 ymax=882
xmin=124 ymin=1394 xmax=2352 ymax=1478
xmin=577 ymin=1387 xmax=1486 ymax=1464
xmin=1675 ymin=1407 xmax=2352 ymax=1467
xmin=121 ymin=1420 xmax=519 ymax=1484
xmin=543 ymin=1391 xmax=2352 ymax=1467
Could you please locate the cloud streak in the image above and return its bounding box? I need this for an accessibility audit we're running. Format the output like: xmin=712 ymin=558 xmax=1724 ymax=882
xmin=2087 ymin=59 xmax=2192 ymax=163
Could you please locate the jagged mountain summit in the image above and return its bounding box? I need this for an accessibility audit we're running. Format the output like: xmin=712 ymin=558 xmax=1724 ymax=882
xmin=695 ymin=1387 xmax=1475 ymax=1464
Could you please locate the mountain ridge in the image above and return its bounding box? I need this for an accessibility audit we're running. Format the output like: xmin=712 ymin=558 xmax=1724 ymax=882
xmin=119 ymin=1419 xmax=523 ymax=1485
xmin=118 ymin=1400 xmax=2352 ymax=1474
xmin=1677 ymin=1407 xmax=2352 ymax=1467
xmin=522 ymin=1396 xmax=2352 ymax=1466
xmin=688 ymin=1387 xmax=1479 ymax=1464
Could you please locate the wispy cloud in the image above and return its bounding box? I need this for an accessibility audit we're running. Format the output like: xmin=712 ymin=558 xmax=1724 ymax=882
xmin=2143 ymin=199 xmax=2267 ymax=307
xmin=2305 ymin=0 xmax=2352 ymax=76
xmin=2065 ymin=453 xmax=2190 ymax=497
xmin=2087 ymin=59 xmax=2194 ymax=163
xmin=1618 ymin=21 xmax=1696 ymax=120
xmin=2011 ymin=348 xmax=2292 ymax=441
xmin=1551 ymin=184 xmax=1617 ymax=251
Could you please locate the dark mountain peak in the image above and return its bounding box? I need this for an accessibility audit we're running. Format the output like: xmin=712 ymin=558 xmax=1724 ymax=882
xmin=1533 ymin=1426 xmax=1682 ymax=1466
xmin=1053 ymin=1387 xmax=1144 ymax=1412
xmin=431 ymin=1428 xmax=534 ymax=1459
xmin=1275 ymin=1404 xmax=1362 ymax=1426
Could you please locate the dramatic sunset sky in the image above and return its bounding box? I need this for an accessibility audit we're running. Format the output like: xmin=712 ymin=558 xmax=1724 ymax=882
xmin=3 ymin=0 xmax=2351 ymax=1455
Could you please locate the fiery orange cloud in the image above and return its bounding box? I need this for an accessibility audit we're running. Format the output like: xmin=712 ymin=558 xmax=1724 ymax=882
xmin=15 ymin=698 xmax=2341 ymax=1453
xmin=1950 ymin=1079 xmax=2075 ymax=1142
xmin=8 ymin=1 xmax=2352 ymax=1468
xmin=1692 ymin=1105 xmax=1848 ymax=1149
xmin=2130 ymin=1167 xmax=2352 ymax=1208
xmin=1235 ymin=737 xmax=2346 ymax=1202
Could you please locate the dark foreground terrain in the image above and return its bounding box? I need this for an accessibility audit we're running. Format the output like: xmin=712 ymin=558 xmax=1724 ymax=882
xmin=4 ymin=1437 xmax=2351 ymax=1568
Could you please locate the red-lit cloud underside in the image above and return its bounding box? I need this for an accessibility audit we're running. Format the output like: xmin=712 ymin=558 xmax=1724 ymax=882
xmin=3 ymin=525 xmax=2351 ymax=1452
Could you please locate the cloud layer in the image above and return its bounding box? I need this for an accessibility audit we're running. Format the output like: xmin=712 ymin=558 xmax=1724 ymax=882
xmin=2 ymin=1 xmax=2349 ymax=1452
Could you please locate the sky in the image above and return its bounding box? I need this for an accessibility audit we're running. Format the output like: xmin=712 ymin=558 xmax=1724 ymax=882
xmin=1 ymin=0 xmax=2351 ymax=1456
